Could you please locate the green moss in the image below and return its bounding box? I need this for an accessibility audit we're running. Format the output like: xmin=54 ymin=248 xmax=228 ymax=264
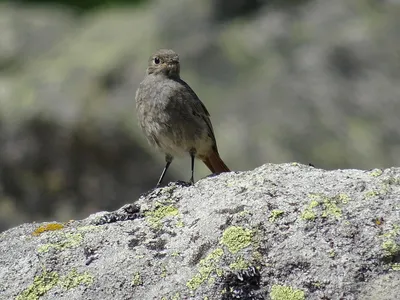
xmin=16 ymin=271 xmax=59 ymax=300
xmin=37 ymin=233 xmax=83 ymax=253
xmin=238 ymin=210 xmax=251 ymax=217
xmin=270 ymin=285 xmax=305 ymax=300
xmin=131 ymin=272 xmax=143 ymax=286
xmin=186 ymin=248 xmax=224 ymax=290
xmin=382 ymin=224 xmax=400 ymax=239
xmin=382 ymin=240 xmax=399 ymax=256
xmin=391 ymin=263 xmax=400 ymax=271
xmin=161 ymin=265 xmax=168 ymax=278
xmin=328 ymin=249 xmax=336 ymax=258
xmin=32 ymin=223 xmax=65 ymax=236
xmin=176 ymin=220 xmax=185 ymax=228
xmin=229 ymin=256 xmax=249 ymax=270
xmin=365 ymin=190 xmax=380 ymax=198
xmin=311 ymin=281 xmax=322 ymax=288
xmin=269 ymin=210 xmax=284 ymax=223
xmin=380 ymin=225 xmax=400 ymax=262
xmin=370 ymin=169 xmax=383 ymax=177
xmin=252 ymin=250 xmax=263 ymax=262
xmin=383 ymin=177 xmax=400 ymax=186
xmin=172 ymin=292 xmax=181 ymax=300
xmin=302 ymin=194 xmax=344 ymax=221
xmin=220 ymin=226 xmax=253 ymax=254
xmin=300 ymin=200 xmax=319 ymax=220
xmin=145 ymin=204 xmax=179 ymax=229
xmin=321 ymin=197 xmax=342 ymax=219
xmin=58 ymin=269 xmax=93 ymax=289
xmin=16 ymin=269 xmax=93 ymax=300
xmin=338 ymin=194 xmax=351 ymax=204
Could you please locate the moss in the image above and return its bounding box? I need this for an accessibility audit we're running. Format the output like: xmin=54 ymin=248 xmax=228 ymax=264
xmin=171 ymin=251 xmax=180 ymax=257
xmin=58 ymin=269 xmax=93 ymax=289
xmin=186 ymin=248 xmax=224 ymax=290
xmin=328 ymin=249 xmax=336 ymax=258
xmin=145 ymin=203 xmax=179 ymax=229
xmin=172 ymin=293 xmax=181 ymax=300
xmin=391 ymin=263 xmax=400 ymax=271
xmin=311 ymin=281 xmax=322 ymax=288
xmin=16 ymin=269 xmax=93 ymax=300
xmin=321 ymin=197 xmax=342 ymax=219
xmin=215 ymin=268 xmax=223 ymax=276
xmin=161 ymin=265 xmax=168 ymax=278
xmin=381 ymin=240 xmax=399 ymax=256
xmin=380 ymin=225 xmax=400 ymax=261
xmin=238 ymin=210 xmax=251 ymax=217
xmin=382 ymin=224 xmax=399 ymax=239
xmin=270 ymin=285 xmax=305 ymax=300
xmin=16 ymin=271 xmax=59 ymax=300
xmin=252 ymin=250 xmax=263 ymax=262
xmin=32 ymin=223 xmax=65 ymax=236
xmin=269 ymin=210 xmax=284 ymax=223
xmin=370 ymin=169 xmax=383 ymax=177
xmin=382 ymin=176 xmax=400 ymax=186
xmin=302 ymin=194 xmax=344 ymax=221
xmin=37 ymin=233 xmax=83 ymax=253
xmin=229 ymin=256 xmax=249 ymax=270
xmin=338 ymin=193 xmax=351 ymax=204
xmin=176 ymin=220 xmax=185 ymax=228
xmin=131 ymin=272 xmax=143 ymax=286
xmin=220 ymin=226 xmax=253 ymax=254
xmin=300 ymin=200 xmax=319 ymax=221
xmin=365 ymin=190 xmax=380 ymax=198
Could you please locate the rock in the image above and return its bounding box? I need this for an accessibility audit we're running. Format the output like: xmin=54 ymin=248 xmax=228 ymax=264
xmin=1 ymin=163 xmax=399 ymax=299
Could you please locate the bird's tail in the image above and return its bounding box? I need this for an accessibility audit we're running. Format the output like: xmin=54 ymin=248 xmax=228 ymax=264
xmin=202 ymin=150 xmax=230 ymax=174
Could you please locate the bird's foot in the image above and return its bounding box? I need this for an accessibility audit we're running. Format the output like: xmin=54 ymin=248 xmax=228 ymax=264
xmin=175 ymin=180 xmax=192 ymax=187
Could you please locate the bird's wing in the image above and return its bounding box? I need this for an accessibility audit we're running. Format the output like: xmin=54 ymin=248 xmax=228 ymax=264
xmin=176 ymin=78 xmax=218 ymax=149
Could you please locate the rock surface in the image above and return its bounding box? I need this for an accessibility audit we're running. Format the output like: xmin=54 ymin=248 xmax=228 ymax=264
xmin=1 ymin=163 xmax=399 ymax=299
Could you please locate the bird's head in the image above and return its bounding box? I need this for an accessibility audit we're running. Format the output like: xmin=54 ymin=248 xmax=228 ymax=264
xmin=147 ymin=49 xmax=180 ymax=77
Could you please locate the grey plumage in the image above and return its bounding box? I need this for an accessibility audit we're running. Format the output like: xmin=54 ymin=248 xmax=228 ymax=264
xmin=135 ymin=49 xmax=230 ymax=186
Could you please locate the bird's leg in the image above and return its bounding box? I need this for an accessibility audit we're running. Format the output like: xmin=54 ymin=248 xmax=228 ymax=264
xmin=156 ymin=154 xmax=173 ymax=187
xmin=189 ymin=148 xmax=196 ymax=185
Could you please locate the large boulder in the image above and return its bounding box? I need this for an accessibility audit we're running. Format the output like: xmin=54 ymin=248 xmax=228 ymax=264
xmin=1 ymin=164 xmax=399 ymax=299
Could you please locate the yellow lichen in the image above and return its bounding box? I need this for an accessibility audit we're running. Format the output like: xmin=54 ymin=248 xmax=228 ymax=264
xmin=145 ymin=203 xmax=179 ymax=229
xmin=32 ymin=223 xmax=65 ymax=236
xmin=269 ymin=210 xmax=284 ymax=223
xmin=220 ymin=226 xmax=252 ymax=254
xmin=270 ymin=285 xmax=305 ymax=300
xmin=186 ymin=248 xmax=224 ymax=290
xmin=229 ymin=256 xmax=249 ymax=270
xmin=131 ymin=272 xmax=143 ymax=286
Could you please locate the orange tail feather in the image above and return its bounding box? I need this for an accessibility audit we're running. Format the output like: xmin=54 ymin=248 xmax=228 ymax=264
xmin=202 ymin=150 xmax=230 ymax=174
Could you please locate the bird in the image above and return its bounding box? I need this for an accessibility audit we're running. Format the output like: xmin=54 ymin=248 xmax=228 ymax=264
xmin=135 ymin=49 xmax=230 ymax=187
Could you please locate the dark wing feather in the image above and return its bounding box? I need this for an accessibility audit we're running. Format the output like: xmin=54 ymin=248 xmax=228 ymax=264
xmin=174 ymin=78 xmax=218 ymax=150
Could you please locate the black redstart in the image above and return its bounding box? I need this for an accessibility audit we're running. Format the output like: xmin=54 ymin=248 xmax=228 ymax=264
xmin=135 ymin=49 xmax=230 ymax=186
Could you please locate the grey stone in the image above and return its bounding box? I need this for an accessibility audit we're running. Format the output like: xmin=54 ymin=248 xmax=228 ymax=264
xmin=1 ymin=163 xmax=399 ymax=299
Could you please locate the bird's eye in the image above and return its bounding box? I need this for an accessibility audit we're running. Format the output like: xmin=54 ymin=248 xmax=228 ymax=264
xmin=154 ymin=57 xmax=160 ymax=64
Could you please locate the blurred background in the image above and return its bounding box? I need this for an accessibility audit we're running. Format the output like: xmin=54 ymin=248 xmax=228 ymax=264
xmin=0 ymin=0 xmax=399 ymax=232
